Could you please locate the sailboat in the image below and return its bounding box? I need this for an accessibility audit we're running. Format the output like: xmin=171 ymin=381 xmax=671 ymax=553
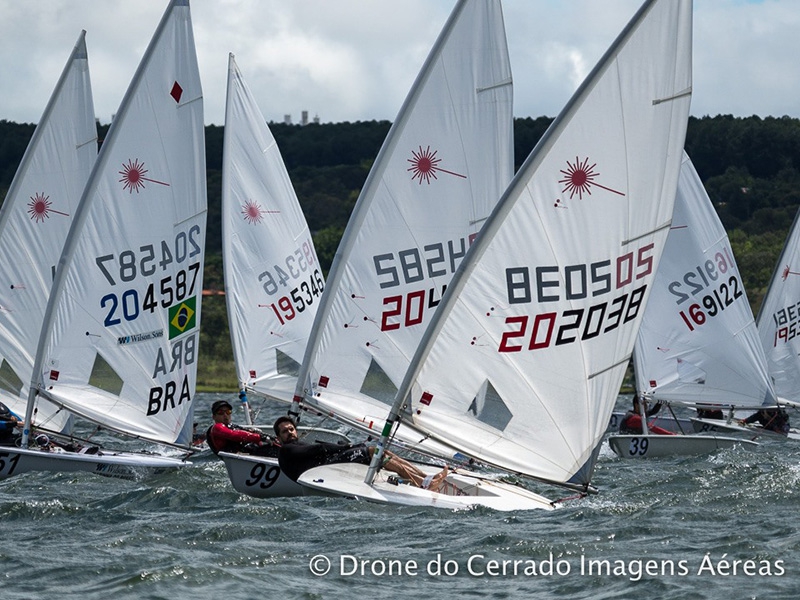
xmin=757 ymin=206 xmax=800 ymax=404
xmin=291 ymin=0 xmax=514 ymax=464
xmin=1 ymin=0 xmax=204 ymax=480
xmin=0 ymin=31 xmax=96 ymax=440
xmin=745 ymin=187 xmax=800 ymax=439
xmin=296 ymin=0 xmax=693 ymax=510
xmin=222 ymin=55 xmax=325 ymax=409
xmin=607 ymin=152 xmax=764 ymax=458
xmin=218 ymin=54 xmax=349 ymax=498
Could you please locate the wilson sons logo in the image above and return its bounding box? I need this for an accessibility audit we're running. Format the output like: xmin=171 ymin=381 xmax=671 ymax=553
xmin=118 ymin=329 xmax=164 ymax=345
xmin=168 ymin=296 xmax=197 ymax=339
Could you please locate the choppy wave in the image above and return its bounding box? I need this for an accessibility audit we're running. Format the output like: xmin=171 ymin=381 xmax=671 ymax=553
xmin=0 ymin=393 xmax=797 ymax=599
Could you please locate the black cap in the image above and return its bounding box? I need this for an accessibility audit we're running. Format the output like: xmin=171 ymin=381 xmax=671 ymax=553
xmin=211 ymin=400 xmax=233 ymax=415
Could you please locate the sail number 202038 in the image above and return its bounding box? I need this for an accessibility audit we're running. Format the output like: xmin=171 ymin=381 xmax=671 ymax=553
xmin=498 ymin=244 xmax=654 ymax=352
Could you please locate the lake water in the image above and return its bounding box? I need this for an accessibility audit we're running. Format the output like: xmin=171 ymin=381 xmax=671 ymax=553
xmin=1 ymin=392 xmax=797 ymax=599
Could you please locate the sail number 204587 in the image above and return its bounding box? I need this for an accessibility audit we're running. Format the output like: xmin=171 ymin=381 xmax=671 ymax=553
xmin=96 ymin=226 xmax=202 ymax=327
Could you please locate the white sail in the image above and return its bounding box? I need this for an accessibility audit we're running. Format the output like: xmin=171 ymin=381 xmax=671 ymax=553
xmin=222 ymin=54 xmax=323 ymax=404
xmin=0 ymin=32 xmax=96 ymax=433
xmin=633 ymin=152 xmax=775 ymax=409
xmin=757 ymin=206 xmax=800 ymax=402
xmin=294 ymin=0 xmax=513 ymax=447
xmin=390 ymin=0 xmax=692 ymax=488
xmin=26 ymin=0 xmax=205 ymax=447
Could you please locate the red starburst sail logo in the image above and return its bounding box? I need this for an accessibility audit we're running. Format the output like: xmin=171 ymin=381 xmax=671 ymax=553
xmin=118 ymin=158 xmax=170 ymax=193
xmin=407 ymin=145 xmax=465 ymax=184
xmin=557 ymin=156 xmax=624 ymax=202
xmin=241 ymin=199 xmax=279 ymax=225
xmin=782 ymin=265 xmax=800 ymax=281
xmin=116 ymin=81 xmax=184 ymax=195
xmin=27 ymin=193 xmax=69 ymax=222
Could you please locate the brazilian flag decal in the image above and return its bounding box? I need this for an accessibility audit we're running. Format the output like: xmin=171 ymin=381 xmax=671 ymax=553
xmin=169 ymin=296 xmax=196 ymax=339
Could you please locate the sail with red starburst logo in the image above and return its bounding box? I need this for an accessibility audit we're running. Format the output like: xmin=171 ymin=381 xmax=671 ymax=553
xmin=0 ymin=31 xmax=96 ymax=435
xmin=222 ymin=54 xmax=324 ymax=406
xmin=757 ymin=202 xmax=800 ymax=402
xmin=633 ymin=152 xmax=775 ymax=410
xmin=25 ymin=0 xmax=206 ymax=448
xmin=291 ymin=0 xmax=512 ymax=458
xmin=385 ymin=0 xmax=692 ymax=490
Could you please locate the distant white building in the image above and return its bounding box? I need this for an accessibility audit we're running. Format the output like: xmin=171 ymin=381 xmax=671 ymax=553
xmin=283 ymin=111 xmax=319 ymax=125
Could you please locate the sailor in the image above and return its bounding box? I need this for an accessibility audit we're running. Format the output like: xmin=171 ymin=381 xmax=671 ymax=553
xmin=0 ymin=401 xmax=22 ymax=446
xmin=206 ymin=400 xmax=279 ymax=457
xmin=739 ymin=407 xmax=791 ymax=435
xmin=273 ymin=416 xmax=449 ymax=490
xmin=619 ymin=395 xmax=674 ymax=435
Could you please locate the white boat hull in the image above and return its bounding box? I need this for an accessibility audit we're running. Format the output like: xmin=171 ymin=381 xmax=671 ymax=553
xmin=218 ymin=427 xmax=353 ymax=499
xmin=296 ymin=462 xmax=556 ymax=511
xmin=219 ymin=452 xmax=310 ymax=498
xmin=0 ymin=446 xmax=189 ymax=480
xmin=607 ymin=434 xmax=758 ymax=458
xmin=691 ymin=418 xmax=800 ymax=441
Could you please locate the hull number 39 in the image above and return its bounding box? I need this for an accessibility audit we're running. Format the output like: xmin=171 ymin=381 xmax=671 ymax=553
xmin=628 ymin=437 xmax=649 ymax=456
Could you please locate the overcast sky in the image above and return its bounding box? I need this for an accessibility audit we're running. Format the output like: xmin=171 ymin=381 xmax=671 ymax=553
xmin=0 ymin=0 xmax=797 ymax=126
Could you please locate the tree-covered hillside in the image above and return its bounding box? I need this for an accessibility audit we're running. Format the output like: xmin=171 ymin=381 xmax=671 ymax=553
xmin=1 ymin=114 xmax=799 ymax=389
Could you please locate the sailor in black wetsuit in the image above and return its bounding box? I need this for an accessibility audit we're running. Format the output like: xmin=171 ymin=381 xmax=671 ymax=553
xmin=273 ymin=416 xmax=448 ymax=489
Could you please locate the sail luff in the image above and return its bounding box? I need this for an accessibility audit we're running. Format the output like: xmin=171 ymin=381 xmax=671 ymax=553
xmin=0 ymin=31 xmax=90 ymax=235
xmin=222 ymin=54 xmax=242 ymax=389
xmin=755 ymin=202 xmax=800 ymax=401
xmin=755 ymin=207 xmax=800 ymax=329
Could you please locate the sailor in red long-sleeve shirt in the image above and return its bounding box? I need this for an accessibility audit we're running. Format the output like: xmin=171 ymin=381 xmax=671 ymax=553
xmin=206 ymin=400 xmax=280 ymax=457
xmin=619 ymin=395 xmax=675 ymax=436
